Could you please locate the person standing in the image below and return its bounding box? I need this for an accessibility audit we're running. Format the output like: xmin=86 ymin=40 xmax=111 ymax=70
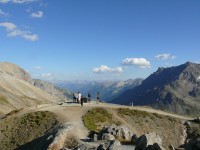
xmin=96 ymin=92 xmax=100 ymax=104
xmin=73 ymin=93 xmax=76 ymax=103
xmin=78 ymin=92 xmax=81 ymax=104
xmin=87 ymin=92 xmax=91 ymax=105
xmin=81 ymin=96 xmax=84 ymax=107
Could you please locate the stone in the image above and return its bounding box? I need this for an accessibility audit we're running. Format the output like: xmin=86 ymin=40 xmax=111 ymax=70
xmin=102 ymin=133 xmax=115 ymax=141
xmin=108 ymin=140 xmax=121 ymax=150
xmin=100 ymin=125 xmax=133 ymax=141
xmin=96 ymin=143 xmax=107 ymax=150
xmin=135 ymin=132 xmax=163 ymax=150
xmin=184 ymin=121 xmax=191 ymax=127
xmin=168 ymin=145 xmax=175 ymax=150
xmin=93 ymin=134 xmax=98 ymax=142
xmin=131 ymin=134 xmax=138 ymax=144
xmin=117 ymin=126 xmax=133 ymax=141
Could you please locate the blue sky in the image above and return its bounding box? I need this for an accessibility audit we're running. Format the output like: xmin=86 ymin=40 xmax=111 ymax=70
xmin=0 ymin=0 xmax=200 ymax=81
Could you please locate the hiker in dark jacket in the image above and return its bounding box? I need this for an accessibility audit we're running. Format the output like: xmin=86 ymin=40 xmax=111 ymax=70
xmin=87 ymin=92 xmax=91 ymax=104
xmin=81 ymin=96 xmax=84 ymax=107
xmin=97 ymin=92 xmax=100 ymax=104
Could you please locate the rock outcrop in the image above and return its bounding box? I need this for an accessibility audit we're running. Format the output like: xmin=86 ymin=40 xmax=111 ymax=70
xmin=135 ymin=132 xmax=164 ymax=150
xmin=99 ymin=124 xmax=133 ymax=141
xmin=33 ymin=79 xmax=72 ymax=101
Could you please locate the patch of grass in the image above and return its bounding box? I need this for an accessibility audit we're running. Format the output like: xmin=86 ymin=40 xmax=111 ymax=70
xmin=0 ymin=95 xmax=9 ymax=104
xmin=83 ymin=107 xmax=114 ymax=131
xmin=118 ymin=108 xmax=149 ymax=117
xmin=116 ymin=108 xmax=182 ymax=148
xmin=0 ymin=111 xmax=60 ymax=150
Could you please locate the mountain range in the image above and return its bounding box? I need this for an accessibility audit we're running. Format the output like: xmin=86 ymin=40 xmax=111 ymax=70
xmin=113 ymin=62 xmax=200 ymax=115
xmin=0 ymin=62 xmax=71 ymax=115
xmin=55 ymin=78 xmax=143 ymax=102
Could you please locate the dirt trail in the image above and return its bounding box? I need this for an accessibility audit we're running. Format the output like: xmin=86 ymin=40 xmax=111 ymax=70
xmin=22 ymin=102 xmax=193 ymax=139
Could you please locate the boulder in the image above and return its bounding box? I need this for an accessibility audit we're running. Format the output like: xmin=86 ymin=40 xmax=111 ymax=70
xmin=108 ymin=140 xmax=121 ymax=150
xmin=131 ymin=134 xmax=138 ymax=144
xmin=96 ymin=143 xmax=107 ymax=150
xmin=74 ymin=144 xmax=96 ymax=150
xmin=184 ymin=121 xmax=191 ymax=127
xmin=116 ymin=126 xmax=133 ymax=141
xmin=193 ymin=117 xmax=200 ymax=123
xmin=135 ymin=132 xmax=163 ymax=150
xmin=92 ymin=134 xmax=98 ymax=142
xmin=102 ymin=133 xmax=115 ymax=141
xmin=100 ymin=125 xmax=133 ymax=141
xmin=145 ymin=143 xmax=163 ymax=150
xmin=168 ymin=145 xmax=175 ymax=150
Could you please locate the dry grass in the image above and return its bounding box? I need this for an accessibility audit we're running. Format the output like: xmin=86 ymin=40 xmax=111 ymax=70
xmin=117 ymin=108 xmax=184 ymax=148
xmin=64 ymin=134 xmax=79 ymax=149
xmin=0 ymin=111 xmax=60 ymax=150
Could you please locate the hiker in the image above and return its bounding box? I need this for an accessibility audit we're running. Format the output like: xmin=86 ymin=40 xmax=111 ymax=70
xmin=96 ymin=92 xmax=100 ymax=104
xmin=78 ymin=92 xmax=81 ymax=104
xmin=73 ymin=93 xmax=76 ymax=103
xmin=87 ymin=92 xmax=91 ymax=104
xmin=81 ymin=96 xmax=84 ymax=107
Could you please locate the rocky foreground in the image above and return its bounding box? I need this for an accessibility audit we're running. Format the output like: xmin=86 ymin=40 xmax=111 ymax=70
xmin=0 ymin=103 xmax=200 ymax=150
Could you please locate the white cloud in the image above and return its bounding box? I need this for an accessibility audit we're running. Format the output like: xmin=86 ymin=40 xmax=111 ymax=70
xmin=122 ymin=58 xmax=151 ymax=68
xmin=0 ymin=0 xmax=10 ymax=3
xmin=0 ymin=22 xmax=38 ymax=41
xmin=41 ymin=73 xmax=52 ymax=78
xmin=0 ymin=9 xmax=9 ymax=16
xmin=31 ymin=11 xmax=43 ymax=18
xmin=93 ymin=65 xmax=123 ymax=73
xmin=13 ymin=0 xmax=37 ymax=3
xmin=0 ymin=22 xmax=16 ymax=30
xmin=155 ymin=53 xmax=176 ymax=60
xmin=33 ymin=66 xmax=42 ymax=70
xmin=0 ymin=0 xmax=38 ymax=3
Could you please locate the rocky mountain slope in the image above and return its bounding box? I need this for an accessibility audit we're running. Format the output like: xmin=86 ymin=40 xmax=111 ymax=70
xmin=55 ymin=78 xmax=143 ymax=102
xmin=0 ymin=62 xmax=70 ymax=115
xmin=33 ymin=79 xmax=72 ymax=100
xmin=113 ymin=62 xmax=200 ymax=115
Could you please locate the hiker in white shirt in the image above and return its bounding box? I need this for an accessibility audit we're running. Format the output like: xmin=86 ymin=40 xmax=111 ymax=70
xmin=78 ymin=92 xmax=81 ymax=104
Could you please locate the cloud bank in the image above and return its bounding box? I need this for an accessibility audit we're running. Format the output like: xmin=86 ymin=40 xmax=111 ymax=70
xmin=0 ymin=22 xmax=38 ymax=41
xmin=155 ymin=53 xmax=176 ymax=60
xmin=93 ymin=65 xmax=123 ymax=73
xmin=122 ymin=58 xmax=151 ymax=68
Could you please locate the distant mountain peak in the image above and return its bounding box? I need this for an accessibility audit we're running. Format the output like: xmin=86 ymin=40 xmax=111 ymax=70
xmin=0 ymin=62 xmax=33 ymax=84
xmin=113 ymin=62 xmax=200 ymax=115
